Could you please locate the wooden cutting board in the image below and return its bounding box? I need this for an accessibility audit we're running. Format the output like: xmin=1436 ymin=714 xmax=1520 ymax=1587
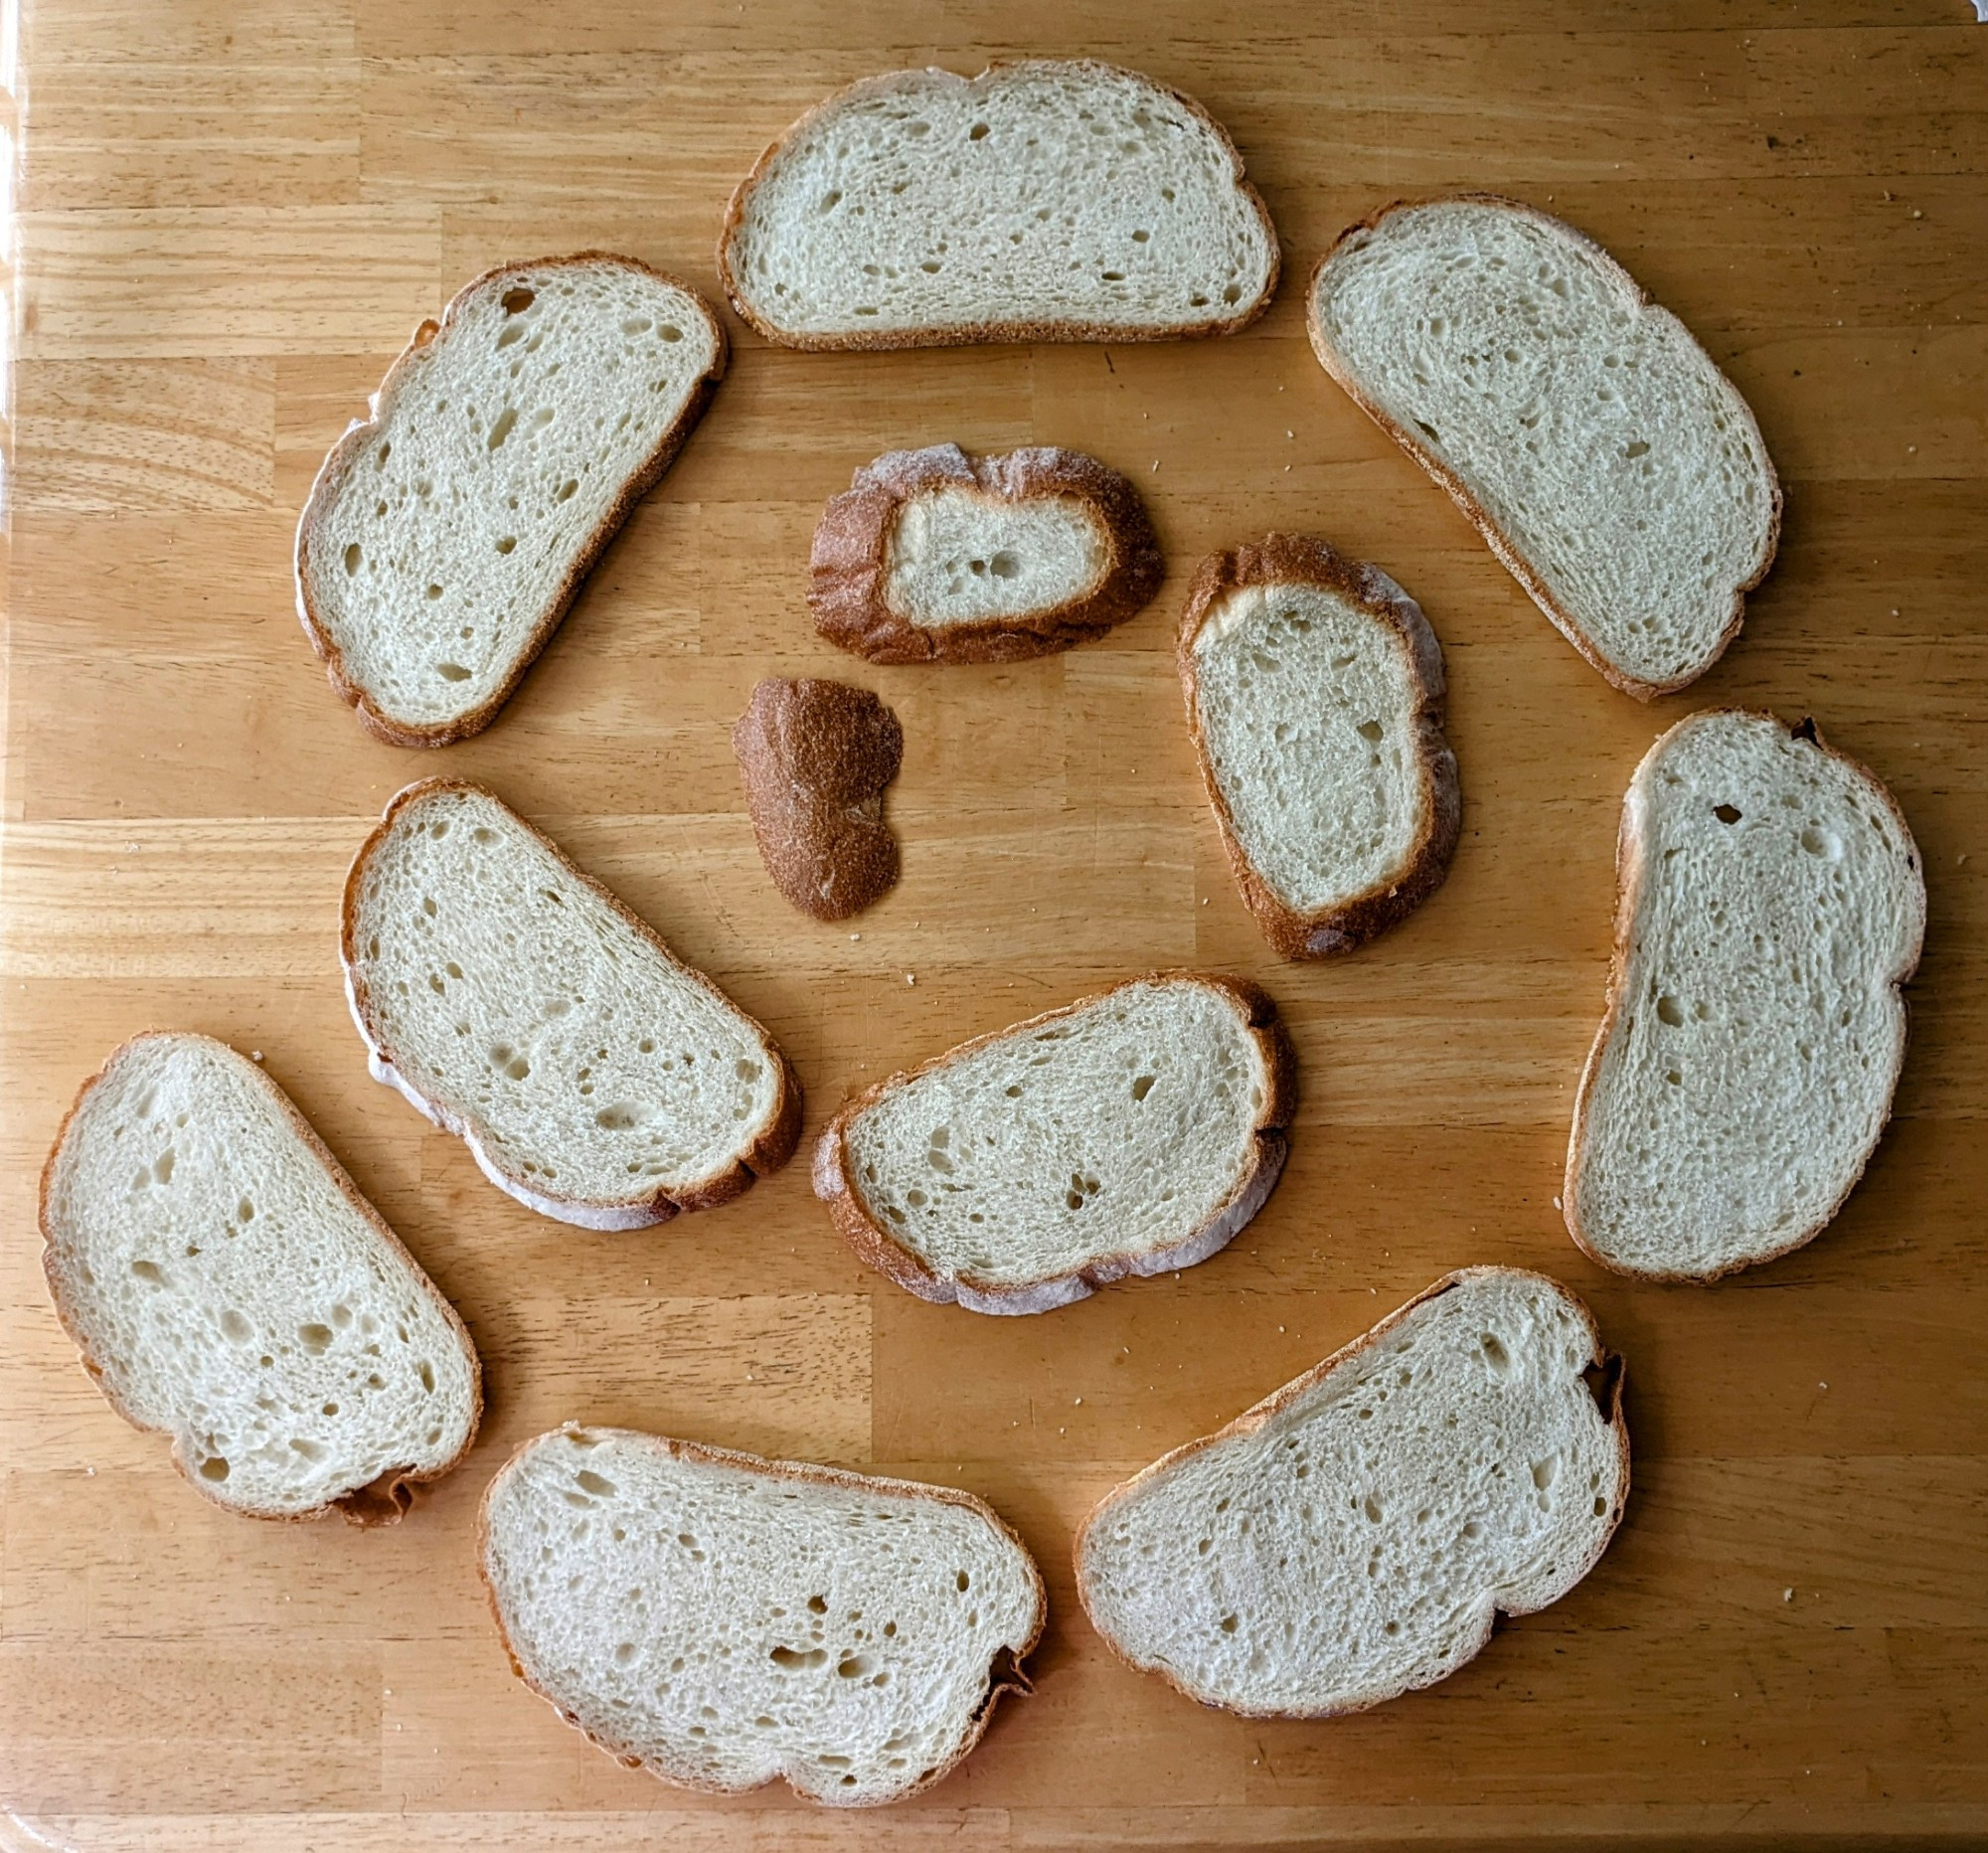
xmin=2 ymin=1 xmax=1983 ymax=1846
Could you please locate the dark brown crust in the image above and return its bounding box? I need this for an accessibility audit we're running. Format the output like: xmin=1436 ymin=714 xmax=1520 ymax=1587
xmin=733 ymin=679 xmax=904 ymax=920
xmin=37 ymin=1031 xmax=484 ymax=1527
xmin=808 ymin=443 xmax=1167 ymax=665
xmin=1306 ymin=195 xmax=1783 ymax=701
xmin=475 ymin=1424 xmax=1046 ymax=1807
xmin=1564 ymin=710 xmax=1926 ymax=1283
xmin=294 ymin=253 xmax=728 ymax=749
xmin=1074 ymin=1266 xmax=1632 ymax=1718
xmin=1177 ymin=534 xmax=1461 ymax=959
xmin=811 ymin=973 xmax=1298 ymax=1313
xmin=341 ymin=779 xmax=802 ymax=1225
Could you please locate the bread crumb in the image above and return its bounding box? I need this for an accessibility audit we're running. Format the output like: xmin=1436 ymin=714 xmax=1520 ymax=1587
xmin=905 ymin=972 xmax=915 ymax=986
xmin=849 ymin=932 xmax=860 ymax=940
xmin=1074 ymin=1397 xmax=1082 ymax=1406
xmin=1783 ymin=1589 xmax=1794 ymax=1601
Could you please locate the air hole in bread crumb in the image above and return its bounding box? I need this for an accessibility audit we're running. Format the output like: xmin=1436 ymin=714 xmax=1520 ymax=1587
xmin=1655 ymin=994 xmax=1684 ymax=1027
xmin=1714 ymin=803 xmax=1742 ymax=824
xmin=1479 ymin=1333 xmax=1511 ymax=1376
xmin=501 ymin=287 xmax=535 ymax=315
xmin=199 ymin=1455 xmax=230 ymax=1481
xmin=343 ymin=543 xmax=362 ymax=577
xmin=1219 ymin=1613 xmax=1238 ymax=1633
xmin=1357 ymin=720 xmax=1384 ymax=743
xmin=436 ymin=662 xmax=471 ymax=682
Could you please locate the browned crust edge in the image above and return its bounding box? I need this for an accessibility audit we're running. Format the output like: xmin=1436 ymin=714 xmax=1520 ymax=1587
xmin=474 ymin=1424 xmax=1047 ymax=1807
xmin=1563 ymin=710 xmax=1926 ymax=1283
xmin=1073 ymin=1265 xmax=1632 ymax=1718
xmin=341 ymin=779 xmax=802 ymax=1225
xmin=810 ymin=972 xmax=1298 ymax=1313
xmin=294 ymin=253 xmax=729 ymax=749
xmin=808 ymin=443 xmax=1168 ymax=665
xmin=1177 ymin=533 xmax=1462 ymax=959
xmin=1305 ymin=195 xmax=1783 ymax=702
xmin=37 ymin=1031 xmax=485 ymax=1527
xmin=716 ymin=60 xmax=1281 ymax=352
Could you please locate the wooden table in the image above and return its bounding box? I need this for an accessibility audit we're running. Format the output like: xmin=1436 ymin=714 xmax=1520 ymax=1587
xmin=2 ymin=1 xmax=1983 ymax=1846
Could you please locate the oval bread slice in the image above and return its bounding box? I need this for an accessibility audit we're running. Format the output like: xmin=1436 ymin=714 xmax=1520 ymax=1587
xmin=343 ymin=779 xmax=801 ymax=1229
xmin=479 ymin=1426 xmax=1045 ymax=1806
xmin=1566 ymin=710 xmax=1924 ymax=1280
xmin=40 ymin=1033 xmax=481 ymax=1523
xmin=1077 ymin=1267 xmax=1628 ymax=1717
xmin=812 ymin=973 xmax=1296 ymax=1314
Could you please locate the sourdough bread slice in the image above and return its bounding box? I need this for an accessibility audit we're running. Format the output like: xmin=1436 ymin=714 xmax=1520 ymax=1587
xmin=809 ymin=443 xmax=1165 ymax=663
xmin=343 ymin=780 xmax=800 ymax=1229
xmin=813 ymin=974 xmax=1295 ymax=1314
xmin=1077 ymin=1267 xmax=1628 ymax=1716
xmin=480 ymin=1426 xmax=1044 ymax=1806
xmin=40 ymin=1033 xmax=481 ymax=1523
xmin=720 ymin=61 xmax=1279 ymax=350
xmin=1308 ymin=197 xmax=1779 ymax=698
xmin=1179 ymin=534 xmax=1460 ymax=958
xmin=1566 ymin=710 xmax=1924 ymax=1280
xmin=296 ymin=254 xmax=726 ymax=747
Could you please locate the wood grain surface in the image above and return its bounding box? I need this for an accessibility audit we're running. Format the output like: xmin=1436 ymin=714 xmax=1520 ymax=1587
xmin=2 ymin=0 xmax=1985 ymax=1847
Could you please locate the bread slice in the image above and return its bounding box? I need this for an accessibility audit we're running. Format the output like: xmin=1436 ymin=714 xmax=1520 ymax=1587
xmin=479 ymin=1425 xmax=1044 ymax=1806
xmin=812 ymin=974 xmax=1295 ymax=1314
xmin=1566 ymin=710 xmax=1924 ymax=1281
xmin=1308 ymin=196 xmax=1779 ymax=698
xmin=39 ymin=1033 xmax=481 ymax=1524
xmin=343 ymin=779 xmax=800 ymax=1229
xmin=809 ymin=443 xmax=1165 ymax=664
xmin=296 ymin=254 xmax=726 ymax=748
xmin=1179 ymin=534 xmax=1461 ymax=958
xmin=719 ymin=61 xmax=1279 ymax=350
xmin=1077 ymin=1267 xmax=1628 ymax=1717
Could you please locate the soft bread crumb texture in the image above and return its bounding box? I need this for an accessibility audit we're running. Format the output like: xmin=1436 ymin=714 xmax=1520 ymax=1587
xmin=482 ymin=1429 xmax=1042 ymax=1805
xmin=886 ymin=487 xmax=1108 ymax=627
xmin=41 ymin=1035 xmax=476 ymax=1518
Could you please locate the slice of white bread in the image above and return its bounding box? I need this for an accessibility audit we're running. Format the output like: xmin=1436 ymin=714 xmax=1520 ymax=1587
xmin=1179 ymin=534 xmax=1461 ymax=958
xmin=40 ymin=1033 xmax=481 ymax=1523
xmin=720 ymin=60 xmax=1279 ymax=350
xmin=810 ymin=443 xmax=1166 ymax=663
xmin=812 ymin=974 xmax=1295 ymax=1314
xmin=296 ymin=254 xmax=726 ymax=748
xmin=1077 ymin=1267 xmax=1628 ymax=1717
xmin=1566 ymin=710 xmax=1924 ymax=1280
xmin=1308 ymin=197 xmax=1779 ymax=698
xmin=479 ymin=1426 xmax=1044 ymax=1806
xmin=343 ymin=779 xmax=800 ymax=1229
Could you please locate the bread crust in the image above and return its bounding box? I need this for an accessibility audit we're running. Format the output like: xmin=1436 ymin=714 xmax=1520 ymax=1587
xmin=341 ymin=778 xmax=802 ymax=1227
xmin=812 ymin=972 xmax=1297 ymax=1314
xmin=37 ymin=1031 xmax=484 ymax=1527
xmin=475 ymin=1424 xmax=1045 ymax=1807
xmin=294 ymin=253 xmax=728 ymax=749
xmin=1074 ymin=1266 xmax=1631 ymax=1717
xmin=1306 ymin=195 xmax=1782 ymax=701
xmin=1563 ymin=710 xmax=1926 ymax=1282
xmin=717 ymin=60 xmax=1280 ymax=351
xmin=1178 ymin=533 xmax=1461 ymax=959
xmin=809 ymin=443 xmax=1166 ymax=664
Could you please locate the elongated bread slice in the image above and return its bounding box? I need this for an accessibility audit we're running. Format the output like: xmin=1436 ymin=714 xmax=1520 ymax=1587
xmin=40 ymin=1033 xmax=481 ymax=1523
xmin=1566 ymin=710 xmax=1923 ymax=1280
xmin=810 ymin=443 xmax=1165 ymax=664
xmin=1180 ymin=534 xmax=1460 ymax=957
xmin=480 ymin=1426 xmax=1044 ymax=1806
xmin=1077 ymin=1267 xmax=1628 ymax=1716
xmin=296 ymin=254 xmax=726 ymax=747
xmin=813 ymin=974 xmax=1295 ymax=1314
xmin=1308 ymin=197 xmax=1779 ymax=698
xmin=343 ymin=780 xmax=800 ymax=1229
xmin=720 ymin=61 xmax=1279 ymax=350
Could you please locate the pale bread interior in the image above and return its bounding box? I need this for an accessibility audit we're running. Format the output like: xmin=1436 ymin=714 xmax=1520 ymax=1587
xmin=885 ymin=487 xmax=1108 ymax=627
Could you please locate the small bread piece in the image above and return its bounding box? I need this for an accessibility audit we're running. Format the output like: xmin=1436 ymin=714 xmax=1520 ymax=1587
xmin=1179 ymin=534 xmax=1460 ymax=958
xmin=810 ymin=444 xmax=1165 ymax=664
xmin=40 ymin=1033 xmax=481 ymax=1523
xmin=813 ymin=974 xmax=1295 ymax=1314
xmin=1566 ymin=710 xmax=1924 ymax=1281
xmin=734 ymin=678 xmax=904 ymax=921
xmin=1077 ymin=1267 xmax=1628 ymax=1717
xmin=1308 ymin=197 xmax=1779 ymax=698
xmin=296 ymin=254 xmax=726 ymax=747
xmin=479 ymin=1426 xmax=1044 ymax=1806
xmin=343 ymin=780 xmax=800 ymax=1229
xmin=720 ymin=60 xmax=1279 ymax=350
